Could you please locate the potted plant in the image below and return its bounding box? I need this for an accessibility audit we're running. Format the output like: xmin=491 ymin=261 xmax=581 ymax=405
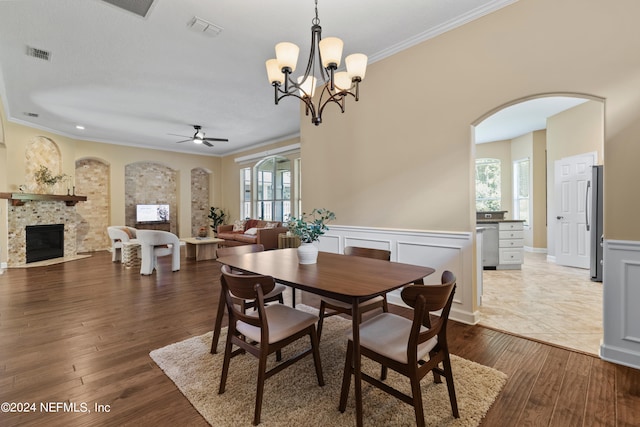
xmin=287 ymin=208 xmax=336 ymax=264
xmin=208 ymin=207 xmax=227 ymax=236
xmin=34 ymin=165 xmax=67 ymax=194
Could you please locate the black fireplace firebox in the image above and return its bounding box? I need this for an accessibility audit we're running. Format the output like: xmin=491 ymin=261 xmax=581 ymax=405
xmin=26 ymin=224 xmax=64 ymax=263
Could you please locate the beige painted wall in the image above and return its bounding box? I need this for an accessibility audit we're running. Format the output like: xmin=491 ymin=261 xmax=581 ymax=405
xmin=531 ymin=130 xmax=547 ymax=249
xmin=0 ymin=106 xmax=222 ymax=263
xmin=300 ymin=0 xmax=634 ymax=243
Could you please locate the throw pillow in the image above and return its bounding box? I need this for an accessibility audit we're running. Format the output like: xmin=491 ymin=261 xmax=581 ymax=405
xmin=245 ymin=219 xmax=259 ymax=230
xmin=120 ymin=227 xmax=134 ymax=239
xmin=232 ymin=220 xmax=246 ymax=232
xmin=245 ymin=227 xmax=258 ymax=235
xmin=265 ymin=222 xmax=278 ymax=229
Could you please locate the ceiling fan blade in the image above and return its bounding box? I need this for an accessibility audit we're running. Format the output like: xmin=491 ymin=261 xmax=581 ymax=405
xmin=203 ymin=137 xmax=229 ymax=142
xmin=202 ymin=140 xmax=213 ymax=147
xmin=168 ymin=133 xmax=190 ymax=138
xmin=175 ymin=139 xmax=191 ymax=143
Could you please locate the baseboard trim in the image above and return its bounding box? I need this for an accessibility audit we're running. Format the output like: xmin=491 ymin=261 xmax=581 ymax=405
xmin=600 ymin=343 xmax=640 ymax=370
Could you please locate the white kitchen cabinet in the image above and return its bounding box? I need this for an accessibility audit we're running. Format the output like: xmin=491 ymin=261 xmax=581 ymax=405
xmin=498 ymin=221 xmax=524 ymax=269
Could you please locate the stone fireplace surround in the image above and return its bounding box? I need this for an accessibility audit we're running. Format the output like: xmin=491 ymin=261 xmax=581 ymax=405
xmin=4 ymin=198 xmax=81 ymax=267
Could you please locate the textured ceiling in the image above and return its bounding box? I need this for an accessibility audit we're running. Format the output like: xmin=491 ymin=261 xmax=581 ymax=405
xmin=0 ymin=0 xmax=566 ymax=157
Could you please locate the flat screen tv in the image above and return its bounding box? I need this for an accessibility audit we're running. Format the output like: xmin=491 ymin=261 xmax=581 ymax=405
xmin=136 ymin=204 xmax=170 ymax=223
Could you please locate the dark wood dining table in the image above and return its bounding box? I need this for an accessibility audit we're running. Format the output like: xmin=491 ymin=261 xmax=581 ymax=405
xmin=216 ymin=248 xmax=435 ymax=427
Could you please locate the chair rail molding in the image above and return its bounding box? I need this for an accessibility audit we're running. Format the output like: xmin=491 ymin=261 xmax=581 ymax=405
xmin=600 ymin=239 xmax=640 ymax=369
xmin=319 ymin=225 xmax=478 ymax=325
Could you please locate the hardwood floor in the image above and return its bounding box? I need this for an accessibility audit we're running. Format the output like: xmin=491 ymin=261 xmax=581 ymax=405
xmin=0 ymin=251 xmax=638 ymax=426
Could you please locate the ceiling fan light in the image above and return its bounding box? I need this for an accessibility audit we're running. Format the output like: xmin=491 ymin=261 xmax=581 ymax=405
xmin=275 ymin=42 xmax=299 ymax=73
xmin=193 ymin=138 xmax=203 ymax=144
xmin=319 ymin=37 xmax=343 ymax=68
xmin=346 ymin=53 xmax=368 ymax=80
xmin=266 ymin=59 xmax=284 ymax=85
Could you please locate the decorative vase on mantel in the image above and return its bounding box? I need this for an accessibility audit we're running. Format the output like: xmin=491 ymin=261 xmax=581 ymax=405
xmin=297 ymin=242 xmax=319 ymax=265
xmin=39 ymin=183 xmax=55 ymax=195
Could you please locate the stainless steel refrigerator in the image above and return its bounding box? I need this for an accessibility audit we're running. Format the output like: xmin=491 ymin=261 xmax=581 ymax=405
xmin=589 ymin=165 xmax=603 ymax=282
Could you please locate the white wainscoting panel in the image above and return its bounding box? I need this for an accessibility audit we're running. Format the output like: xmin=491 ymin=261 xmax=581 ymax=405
xmin=318 ymin=225 xmax=478 ymax=324
xmin=600 ymin=239 xmax=640 ymax=369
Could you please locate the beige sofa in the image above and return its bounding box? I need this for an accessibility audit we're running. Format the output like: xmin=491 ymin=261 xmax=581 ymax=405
xmin=217 ymin=219 xmax=288 ymax=250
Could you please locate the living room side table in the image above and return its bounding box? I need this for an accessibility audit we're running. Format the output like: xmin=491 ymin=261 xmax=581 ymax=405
xmin=121 ymin=241 xmax=141 ymax=269
xmin=182 ymin=237 xmax=224 ymax=261
xmin=278 ymin=233 xmax=301 ymax=249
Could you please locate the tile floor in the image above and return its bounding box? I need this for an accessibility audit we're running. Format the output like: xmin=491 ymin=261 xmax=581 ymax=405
xmin=479 ymin=252 xmax=603 ymax=355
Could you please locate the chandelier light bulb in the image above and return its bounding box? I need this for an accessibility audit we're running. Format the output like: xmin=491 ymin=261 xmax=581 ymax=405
xmin=333 ymin=71 xmax=352 ymax=92
xmin=319 ymin=37 xmax=343 ymax=68
xmin=266 ymin=59 xmax=284 ymax=85
xmin=297 ymin=75 xmax=317 ymax=98
xmin=345 ymin=53 xmax=368 ymax=80
xmin=275 ymin=42 xmax=300 ymax=73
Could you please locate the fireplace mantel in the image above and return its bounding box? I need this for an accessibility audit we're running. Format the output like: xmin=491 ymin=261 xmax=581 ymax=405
xmin=0 ymin=192 xmax=87 ymax=206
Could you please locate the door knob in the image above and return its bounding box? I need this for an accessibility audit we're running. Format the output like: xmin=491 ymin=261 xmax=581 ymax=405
xmin=556 ymin=216 xmax=564 ymax=220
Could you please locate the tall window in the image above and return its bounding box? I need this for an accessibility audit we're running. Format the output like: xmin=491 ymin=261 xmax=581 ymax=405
xmin=255 ymin=156 xmax=291 ymax=221
xmin=240 ymin=167 xmax=251 ymax=219
xmin=513 ymin=158 xmax=530 ymax=226
xmin=475 ymin=158 xmax=501 ymax=211
xmin=294 ymin=157 xmax=301 ymax=218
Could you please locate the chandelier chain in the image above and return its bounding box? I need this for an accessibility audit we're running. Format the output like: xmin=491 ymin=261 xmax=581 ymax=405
xmin=313 ymin=0 xmax=320 ymax=25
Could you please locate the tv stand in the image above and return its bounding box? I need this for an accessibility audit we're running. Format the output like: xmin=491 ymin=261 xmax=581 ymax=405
xmin=135 ymin=222 xmax=170 ymax=232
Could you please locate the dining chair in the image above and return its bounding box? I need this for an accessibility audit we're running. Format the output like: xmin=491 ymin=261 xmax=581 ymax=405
xmin=338 ymin=271 xmax=459 ymax=427
xmin=210 ymin=244 xmax=287 ymax=354
xmin=316 ymin=246 xmax=391 ymax=340
xmin=218 ymin=265 xmax=325 ymax=426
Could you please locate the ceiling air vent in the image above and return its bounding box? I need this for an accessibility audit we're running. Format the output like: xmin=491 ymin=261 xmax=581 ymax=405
xmin=188 ymin=16 xmax=223 ymax=37
xmin=26 ymin=46 xmax=51 ymax=61
xmin=101 ymin=0 xmax=155 ymax=18
xmin=23 ymin=112 xmax=39 ymax=118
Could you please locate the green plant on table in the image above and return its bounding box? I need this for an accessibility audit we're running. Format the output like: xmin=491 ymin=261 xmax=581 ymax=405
xmin=287 ymin=208 xmax=336 ymax=243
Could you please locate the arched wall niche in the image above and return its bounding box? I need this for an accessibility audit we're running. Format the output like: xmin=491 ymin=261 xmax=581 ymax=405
xmin=25 ymin=136 xmax=63 ymax=193
xmin=124 ymin=161 xmax=178 ymax=234
xmin=191 ymin=167 xmax=210 ymax=237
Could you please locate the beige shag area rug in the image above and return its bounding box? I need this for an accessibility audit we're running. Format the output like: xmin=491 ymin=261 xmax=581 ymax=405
xmin=150 ymin=305 xmax=507 ymax=426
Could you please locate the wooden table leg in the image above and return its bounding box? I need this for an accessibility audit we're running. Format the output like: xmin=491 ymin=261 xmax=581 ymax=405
xmin=352 ymin=299 xmax=363 ymax=427
xmin=210 ymin=287 xmax=226 ymax=354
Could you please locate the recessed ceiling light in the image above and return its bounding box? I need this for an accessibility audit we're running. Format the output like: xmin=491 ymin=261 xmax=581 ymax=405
xmin=75 ymin=125 xmax=85 ymax=130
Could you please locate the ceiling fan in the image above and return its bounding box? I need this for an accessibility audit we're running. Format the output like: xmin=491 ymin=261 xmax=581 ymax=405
xmin=170 ymin=125 xmax=228 ymax=147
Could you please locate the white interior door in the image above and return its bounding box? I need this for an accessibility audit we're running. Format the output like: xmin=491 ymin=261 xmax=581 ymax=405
xmin=554 ymin=153 xmax=595 ymax=269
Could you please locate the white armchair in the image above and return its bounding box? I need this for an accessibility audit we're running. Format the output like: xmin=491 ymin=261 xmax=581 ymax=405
xmin=107 ymin=226 xmax=138 ymax=262
xmin=136 ymin=230 xmax=180 ymax=275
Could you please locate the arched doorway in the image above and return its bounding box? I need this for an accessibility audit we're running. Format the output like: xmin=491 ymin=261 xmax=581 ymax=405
xmin=472 ymin=93 xmax=605 ymax=355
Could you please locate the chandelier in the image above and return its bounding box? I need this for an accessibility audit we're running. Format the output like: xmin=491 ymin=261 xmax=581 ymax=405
xmin=265 ymin=0 xmax=367 ymax=126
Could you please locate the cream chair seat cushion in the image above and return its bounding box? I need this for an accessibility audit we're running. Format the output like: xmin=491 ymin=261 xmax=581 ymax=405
xmin=349 ymin=313 xmax=438 ymax=364
xmin=237 ymin=304 xmax=319 ymax=344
